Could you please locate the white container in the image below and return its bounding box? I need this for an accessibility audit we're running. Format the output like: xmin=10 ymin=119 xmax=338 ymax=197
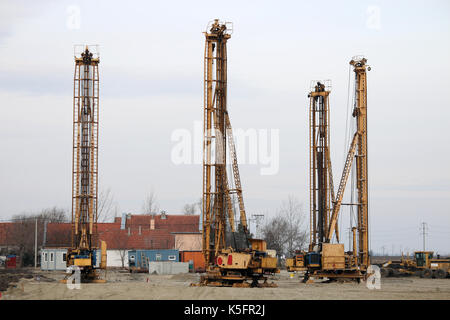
xmin=148 ymin=261 xmax=189 ymax=275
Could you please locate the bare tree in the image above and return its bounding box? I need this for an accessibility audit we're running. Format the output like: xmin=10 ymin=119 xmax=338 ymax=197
xmin=260 ymin=216 xmax=289 ymax=258
xmin=279 ymin=195 xmax=307 ymax=257
xmin=97 ymin=188 xmax=116 ymax=222
xmin=142 ymin=190 xmax=159 ymax=215
xmin=183 ymin=203 xmax=197 ymax=215
xmin=10 ymin=215 xmax=36 ymax=267
xmin=40 ymin=207 xmax=68 ymax=223
xmin=9 ymin=207 xmax=69 ymax=266
xmin=260 ymin=196 xmax=307 ymax=258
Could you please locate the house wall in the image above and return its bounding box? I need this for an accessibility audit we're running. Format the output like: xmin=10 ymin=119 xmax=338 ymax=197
xmin=106 ymin=250 xmax=129 ymax=268
xmin=174 ymin=234 xmax=202 ymax=251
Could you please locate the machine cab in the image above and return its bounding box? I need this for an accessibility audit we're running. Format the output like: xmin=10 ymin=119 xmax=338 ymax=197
xmin=414 ymin=251 xmax=433 ymax=267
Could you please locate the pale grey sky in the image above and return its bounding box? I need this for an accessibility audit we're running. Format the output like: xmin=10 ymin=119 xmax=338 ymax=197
xmin=0 ymin=0 xmax=449 ymax=254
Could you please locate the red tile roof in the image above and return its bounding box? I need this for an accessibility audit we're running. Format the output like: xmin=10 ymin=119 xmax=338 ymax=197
xmin=12 ymin=214 xmax=201 ymax=250
xmin=99 ymin=229 xmax=174 ymax=250
xmin=124 ymin=214 xmax=200 ymax=233
xmin=45 ymin=223 xmax=71 ymax=247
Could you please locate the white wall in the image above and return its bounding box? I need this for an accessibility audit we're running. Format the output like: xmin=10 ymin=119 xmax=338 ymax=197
xmin=106 ymin=250 xmax=128 ymax=268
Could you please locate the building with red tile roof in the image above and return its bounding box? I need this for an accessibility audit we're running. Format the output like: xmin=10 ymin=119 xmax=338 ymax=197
xmin=1 ymin=213 xmax=200 ymax=251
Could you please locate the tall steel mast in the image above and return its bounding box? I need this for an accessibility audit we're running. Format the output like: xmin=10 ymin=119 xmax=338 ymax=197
xmin=202 ymin=19 xmax=232 ymax=265
xmin=72 ymin=46 xmax=99 ymax=251
xmin=326 ymin=57 xmax=370 ymax=269
xmin=64 ymin=45 xmax=106 ymax=283
xmin=308 ymin=81 xmax=335 ymax=250
xmin=351 ymin=57 xmax=370 ymax=269
xmin=198 ymin=20 xmax=278 ymax=287
xmin=202 ymin=19 xmax=248 ymax=265
xmin=302 ymin=57 xmax=371 ymax=282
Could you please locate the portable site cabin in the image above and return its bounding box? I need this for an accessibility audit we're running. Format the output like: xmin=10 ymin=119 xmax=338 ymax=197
xmin=128 ymin=249 xmax=179 ymax=271
xmin=41 ymin=248 xmax=68 ymax=271
xmin=41 ymin=248 xmax=101 ymax=271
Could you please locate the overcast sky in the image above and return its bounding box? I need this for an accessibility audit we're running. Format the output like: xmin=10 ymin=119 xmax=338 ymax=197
xmin=0 ymin=0 xmax=449 ymax=254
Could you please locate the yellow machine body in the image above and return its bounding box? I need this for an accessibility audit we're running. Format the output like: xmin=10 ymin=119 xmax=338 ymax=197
xmin=321 ymin=243 xmax=345 ymax=271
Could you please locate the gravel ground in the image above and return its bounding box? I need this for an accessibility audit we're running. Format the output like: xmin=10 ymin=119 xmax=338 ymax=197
xmin=1 ymin=269 xmax=449 ymax=300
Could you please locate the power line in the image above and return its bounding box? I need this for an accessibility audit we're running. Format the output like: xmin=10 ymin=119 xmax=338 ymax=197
xmin=420 ymin=222 xmax=428 ymax=251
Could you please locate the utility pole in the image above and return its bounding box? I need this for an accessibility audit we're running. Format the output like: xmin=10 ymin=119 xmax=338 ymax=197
xmin=34 ymin=218 xmax=37 ymax=269
xmin=420 ymin=222 xmax=428 ymax=251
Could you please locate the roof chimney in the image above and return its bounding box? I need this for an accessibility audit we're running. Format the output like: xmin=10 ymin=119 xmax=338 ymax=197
xmin=120 ymin=213 xmax=126 ymax=230
xmin=150 ymin=216 xmax=155 ymax=230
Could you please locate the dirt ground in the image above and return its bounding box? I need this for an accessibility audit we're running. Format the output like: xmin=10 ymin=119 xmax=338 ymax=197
xmin=1 ymin=269 xmax=449 ymax=300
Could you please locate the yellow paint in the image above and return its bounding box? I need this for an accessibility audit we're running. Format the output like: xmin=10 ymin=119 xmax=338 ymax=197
xmin=74 ymin=258 xmax=91 ymax=267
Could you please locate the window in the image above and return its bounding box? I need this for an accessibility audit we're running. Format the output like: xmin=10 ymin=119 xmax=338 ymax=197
xmin=62 ymin=253 xmax=67 ymax=262
xmin=156 ymin=254 xmax=162 ymax=261
xmin=168 ymin=255 xmax=176 ymax=261
xmin=44 ymin=253 xmax=48 ymax=262
xmin=50 ymin=253 xmax=54 ymax=262
xmin=415 ymin=253 xmax=425 ymax=267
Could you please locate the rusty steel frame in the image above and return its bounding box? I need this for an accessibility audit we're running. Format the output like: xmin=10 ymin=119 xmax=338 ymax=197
xmin=303 ymin=58 xmax=371 ymax=283
xmin=309 ymin=82 xmax=333 ymax=249
xmin=202 ymin=19 xmax=248 ymax=268
xmin=326 ymin=57 xmax=370 ymax=270
xmin=71 ymin=46 xmax=99 ymax=251
xmin=352 ymin=57 xmax=370 ymax=269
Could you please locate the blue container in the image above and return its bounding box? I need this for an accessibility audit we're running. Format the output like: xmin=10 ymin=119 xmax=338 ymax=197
xmin=128 ymin=249 xmax=179 ymax=269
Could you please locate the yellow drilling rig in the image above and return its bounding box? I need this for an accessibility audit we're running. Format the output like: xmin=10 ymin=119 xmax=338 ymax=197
xmin=62 ymin=46 xmax=107 ymax=283
xmin=301 ymin=57 xmax=371 ymax=282
xmin=194 ymin=20 xmax=278 ymax=287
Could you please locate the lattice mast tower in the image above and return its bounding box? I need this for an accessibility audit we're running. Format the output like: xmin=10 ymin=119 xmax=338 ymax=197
xmin=352 ymin=57 xmax=370 ymax=268
xmin=202 ymin=19 xmax=248 ymax=266
xmin=326 ymin=57 xmax=370 ymax=269
xmin=308 ymin=81 xmax=335 ymax=250
xmin=72 ymin=46 xmax=99 ymax=252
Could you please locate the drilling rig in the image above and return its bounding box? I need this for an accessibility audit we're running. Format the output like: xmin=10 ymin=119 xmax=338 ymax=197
xmin=63 ymin=46 xmax=107 ymax=283
xmin=195 ymin=19 xmax=278 ymax=287
xmin=302 ymin=57 xmax=371 ymax=282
